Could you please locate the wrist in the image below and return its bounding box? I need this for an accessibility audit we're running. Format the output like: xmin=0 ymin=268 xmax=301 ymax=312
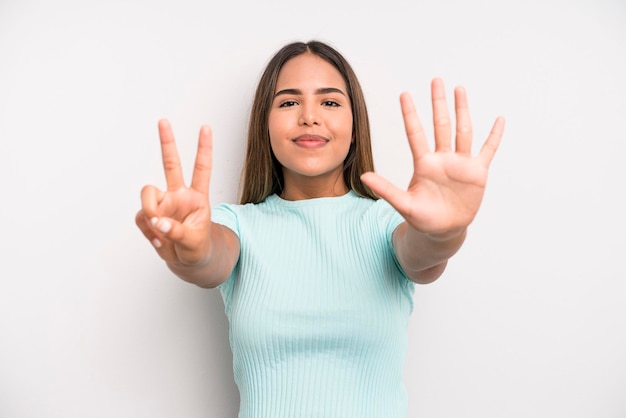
xmin=424 ymin=227 xmax=467 ymax=242
xmin=166 ymin=253 xmax=211 ymax=272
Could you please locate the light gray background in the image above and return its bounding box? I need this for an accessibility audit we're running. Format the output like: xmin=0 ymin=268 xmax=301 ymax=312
xmin=1 ymin=0 xmax=624 ymax=417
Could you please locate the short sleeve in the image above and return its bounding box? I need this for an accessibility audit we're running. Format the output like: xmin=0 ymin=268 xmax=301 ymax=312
xmin=212 ymin=203 xmax=240 ymax=237
xmin=374 ymin=199 xmax=405 ymax=243
xmin=211 ymin=203 xmax=240 ymax=313
xmin=372 ymin=198 xmax=415 ymax=307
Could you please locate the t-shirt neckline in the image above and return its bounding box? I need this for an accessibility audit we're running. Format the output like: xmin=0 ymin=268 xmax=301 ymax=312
xmin=268 ymin=190 xmax=357 ymax=207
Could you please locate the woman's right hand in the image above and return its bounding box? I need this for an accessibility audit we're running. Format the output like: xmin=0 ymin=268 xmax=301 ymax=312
xmin=135 ymin=119 xmax=215 ymax=268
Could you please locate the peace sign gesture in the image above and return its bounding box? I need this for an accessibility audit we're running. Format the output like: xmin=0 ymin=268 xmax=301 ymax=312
xmin=362 ymin=78 xmax=505 ymax=236
xmin=135 ymin=119 xmax=216 ymax=267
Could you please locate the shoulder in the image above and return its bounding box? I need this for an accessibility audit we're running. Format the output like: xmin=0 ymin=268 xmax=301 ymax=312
xmin=361 ymin=195 xmax=404 ymax=229
xmin=211 ymin=196 xmax=279 ymax=236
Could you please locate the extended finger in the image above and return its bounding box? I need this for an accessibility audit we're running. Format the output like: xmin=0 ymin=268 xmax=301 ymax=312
xmin=431 ymin=78 xmax=452 ymax=152
xmin=190 ymin=125 xmax=213 ymax=194
xmin=400 ymin=92 xmax=429 ymax=162
xmin=158 ymin=119 xmax=186 ymax=191
xmin=454 ymin=86 xmax=473 ymax=155
xmin=479 ymin=116 xmax=506 ymax=167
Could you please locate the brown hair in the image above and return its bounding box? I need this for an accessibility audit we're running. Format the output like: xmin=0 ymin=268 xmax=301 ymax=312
xmin=239 ymin=40 xmax=378 ymax=204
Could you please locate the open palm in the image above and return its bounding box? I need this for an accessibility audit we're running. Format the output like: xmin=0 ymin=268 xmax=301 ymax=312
xmin=362 ymin=78 xmax=505 ymax=235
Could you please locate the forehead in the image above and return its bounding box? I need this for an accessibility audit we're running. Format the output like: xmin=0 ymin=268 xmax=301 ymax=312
xmin=275 ymin=53 xmax=346 ymax=90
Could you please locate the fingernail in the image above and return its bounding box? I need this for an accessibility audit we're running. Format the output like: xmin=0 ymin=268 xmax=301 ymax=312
xmin=152 ymin=238 xmax=162 ymax=248
xmin=150 ymin=217 xmax=158 ymax=227
xmin=158 ymin=219 xmax=171 ymax=234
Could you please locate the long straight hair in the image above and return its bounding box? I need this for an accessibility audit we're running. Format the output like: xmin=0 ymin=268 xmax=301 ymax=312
xmin=239 ymin=40 xmax=378 ymax=204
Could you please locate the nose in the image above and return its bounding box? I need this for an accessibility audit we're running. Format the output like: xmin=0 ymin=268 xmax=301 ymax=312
xmin=298 ymin=104 xmax=320 ymax=126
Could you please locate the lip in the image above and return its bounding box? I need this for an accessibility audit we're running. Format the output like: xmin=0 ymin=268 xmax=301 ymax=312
xmin=292 ymin=134 xmax=329 ymax=149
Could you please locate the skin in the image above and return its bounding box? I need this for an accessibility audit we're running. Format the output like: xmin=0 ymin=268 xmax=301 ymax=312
xmin=362 ymin=80 xmax=505 ymax=283
xmin=135 ymin=121 xmax=239 ymax=288
xmin=269 ymin=54 xmax=354 ymax=201
xmin=135 ymin=55 xmax=505 ymax=287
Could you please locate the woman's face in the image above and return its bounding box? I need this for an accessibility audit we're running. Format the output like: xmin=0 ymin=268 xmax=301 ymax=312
xmin=268 ymin=53 xmax=353 ymax=195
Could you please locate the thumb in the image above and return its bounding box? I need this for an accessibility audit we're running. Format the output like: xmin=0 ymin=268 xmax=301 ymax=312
xmin=361 ymin=172 xmax=410 ymax=214
xmin=150 ymin=216 xmax=187 ymax=245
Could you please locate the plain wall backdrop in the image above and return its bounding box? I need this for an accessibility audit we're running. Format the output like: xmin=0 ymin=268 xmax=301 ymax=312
xmin=1 ymin=0 xmax=625 ymax=417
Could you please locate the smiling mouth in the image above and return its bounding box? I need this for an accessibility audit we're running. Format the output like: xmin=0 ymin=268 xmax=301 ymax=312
xmin=293 ymin=135 xmax=329 ymax=149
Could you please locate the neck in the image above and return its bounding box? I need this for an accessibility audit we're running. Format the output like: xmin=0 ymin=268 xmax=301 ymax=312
xmin=280 ymin=172 xmax=348 ymax=201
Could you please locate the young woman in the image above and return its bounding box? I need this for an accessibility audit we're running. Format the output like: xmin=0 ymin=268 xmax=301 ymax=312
xmin=136 ymin=40 xmax=505 ymax=418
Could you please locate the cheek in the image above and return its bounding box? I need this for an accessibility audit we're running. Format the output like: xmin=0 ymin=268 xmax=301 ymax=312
xmin=331 ymin=117 xmax=354 ymax=145
xmin=267 ymin=115 xmax=280 ymax=153
xmin=268 ymin=113 xmax=289 ymax=143
xmin=269 ymin=137 xmax=281 ymax=158
xmin=268 ymin=130 xmax=288 ymax=165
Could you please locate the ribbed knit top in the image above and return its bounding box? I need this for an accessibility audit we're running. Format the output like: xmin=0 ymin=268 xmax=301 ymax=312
xmin=212 ymin=191 xmax=415 ymax=418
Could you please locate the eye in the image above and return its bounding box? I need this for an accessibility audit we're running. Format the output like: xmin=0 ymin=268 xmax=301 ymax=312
xmin=278 ymin=100 xmax=298 ymax=108
xmin=322 ymin=100 xmax=340 ymax=107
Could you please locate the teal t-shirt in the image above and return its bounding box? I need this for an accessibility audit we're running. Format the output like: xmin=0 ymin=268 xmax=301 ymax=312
xmin=212 ymin=191 xmax=415 ymax=418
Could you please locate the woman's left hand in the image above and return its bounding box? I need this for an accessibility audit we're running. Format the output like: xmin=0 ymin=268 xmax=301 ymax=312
xmin=361 ymin=78 xmax=505 ymax=236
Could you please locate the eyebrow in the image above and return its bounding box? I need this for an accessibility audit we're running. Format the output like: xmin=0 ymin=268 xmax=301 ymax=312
xmin=274 ymin=87 xmax=347 ymax=98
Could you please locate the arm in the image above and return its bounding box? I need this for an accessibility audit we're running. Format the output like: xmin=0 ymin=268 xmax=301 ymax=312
xmin=135 ymin=119 xmax=240 ymax=288
xmin=163 ymin=222 xmax=240 ymax=288
xmin=362 ymin=78 xmax=505 ymax=284
xmin=392 ymin=223 xmax=465 ymax=284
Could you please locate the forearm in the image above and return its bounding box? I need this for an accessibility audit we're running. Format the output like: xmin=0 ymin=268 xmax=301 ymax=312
xmin=167 ymin=223 xmax=239 ymax=289
xmin=393 ymin=222 xmax=467 ymax=284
